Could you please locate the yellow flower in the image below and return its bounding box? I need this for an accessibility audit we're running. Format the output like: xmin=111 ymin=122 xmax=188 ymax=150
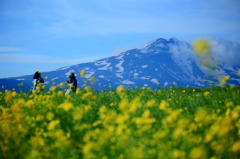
xmin=58 ymin=82 xmax=65 ymax=87
xmin=117 ymin=85 xmax=125 ymax=94
xmin=45 ymin=76 xmax=48 ymax=79
xmin=57 ymin=91 xmax=63 ymax=96
xmin=173 ymin=149 xmax=185 ymax=158
xmin=68 ymin=83 xmax=73 ymax=87
xmin=80 ymin=70 xmax=86 ymax=77
xmin=84 ymin=86 xmax=91 ymax=92
xmin=231 ymin=140 xmax=240 ymax=152
xmin=90 ymin=76 xmax=96 ymax=84
xmin=58 ymin=102 xmax=73 ymax=111
xmin=146 ymin=99 xmax=155 ymax=107
xmin=36 ymin=115 xmax=44 ymax=121
xmin=72 ymin=108 xmax=82 ymax=121
xmin=11 ymin=91 xmax=17 ymax=97
xmin=238 ymin=69 xmax=240 ymax=75
xmin=220 ymin=75 xmax=230 ymax=83
xmin=49 ymin=86 xmax=57 ymax=92
xmin=203 ymin=91 xmax=210 ymax=96
xmin=47 ymin=120 xmax=60 ymax=130
xmin=189 ymin=147 xmax=206 ymax=159
xmin=30 ymin=136 xmax=45 ymax=147
xmin=76 ymin=88 xmax=81 ymax=94
xmin=18 ymin=83 xmax=23 ymax=87
xmin=46 ymin=112 xmax=54 ymax=121
xmin=193 ymin=38 xmax=211 ymax=55
xmin=172 ymin=82 xmax=177 ymax=85
xmin=82 ymin=92 xmax=92 ymax=100
xmin=159 ymin=100 xmax=169 ymax=110
xmin=110 ymin=102 xmax=116 ymax=106
xmin=5 ymin=91 xmax=12 ymax=103
xmin=142 ymin=110 xmax=151 ymax=118
xmin=194 ymin=108 xmax=208 ymax=123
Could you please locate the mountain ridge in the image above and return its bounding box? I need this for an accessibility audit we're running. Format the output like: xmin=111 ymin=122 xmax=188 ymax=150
xmin=1 ymin=37 xmax=240 ymax=92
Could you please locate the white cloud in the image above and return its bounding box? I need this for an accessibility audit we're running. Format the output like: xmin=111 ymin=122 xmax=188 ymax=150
xmin=0 ymin=47 xmax=27 ymax=52
xmin=209 ymin=37 xmax=240 ymax=67
xmin=166 ymin=37 xmax=240 ymax=76
xmin=0 ymin=53 xmax=102 ymax=64
xmin=110 ymin=38 xmax=156 ymax=56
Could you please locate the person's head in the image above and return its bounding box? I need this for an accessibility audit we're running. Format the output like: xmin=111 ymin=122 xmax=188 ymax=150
xmin=69 ymin=73 xmax=76 ymax=79
xmin=33 ymin=71 xmax=41 ymax=79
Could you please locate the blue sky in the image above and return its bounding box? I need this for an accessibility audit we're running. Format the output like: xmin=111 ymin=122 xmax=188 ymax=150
xmin=0 ymin=0 xmax=240 ymax=78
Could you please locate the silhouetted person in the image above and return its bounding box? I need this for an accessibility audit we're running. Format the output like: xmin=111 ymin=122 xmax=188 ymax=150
xmin=66 ymin=73 xmax=77 ymax=93
xmin=33 ymin=71 xmax=44 ymax=91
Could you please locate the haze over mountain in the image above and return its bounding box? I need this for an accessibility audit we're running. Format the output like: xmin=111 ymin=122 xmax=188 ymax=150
xmin=1 ymin=37 xmax=239 ymax=92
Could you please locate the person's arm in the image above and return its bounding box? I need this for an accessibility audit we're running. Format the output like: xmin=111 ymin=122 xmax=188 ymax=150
xmin=33 ymin=79 xmax=37 ymax=86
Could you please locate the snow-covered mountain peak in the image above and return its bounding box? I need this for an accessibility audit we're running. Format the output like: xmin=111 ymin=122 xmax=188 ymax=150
xmin=1 ymin=37 xmax=240 ymax=91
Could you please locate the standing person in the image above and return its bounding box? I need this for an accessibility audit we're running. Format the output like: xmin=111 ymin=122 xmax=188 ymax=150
xmin=66 ymin=73 xmax=77 ymax=93
xmin=33 ymin=71 xmax=44 ymax=91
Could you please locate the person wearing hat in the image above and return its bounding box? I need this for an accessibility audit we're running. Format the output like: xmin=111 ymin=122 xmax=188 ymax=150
xmin=33 ymin=71 xmax=44 ymax=91
xmin=66 ymin=73 xmax=77 ymax=93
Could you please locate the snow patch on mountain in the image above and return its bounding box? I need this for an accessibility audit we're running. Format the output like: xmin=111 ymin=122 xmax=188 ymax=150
xmin=95 ymin=60 xmax=112 ymax=71
xmin=134 ymin=73 xmax=139 ymax=78
xmin=86 ymin=71 xmax=95 ymax=78
xmin=57 ymin=66 xmax=70 ymax=70
xmin=150 ymin=79 xmax=158 ymax=84
xmin=115 ymin=55 xmax=124 ymax=72
xmin=2 ymin=37 xmax=239 ymax=92
xmin=164 ymin=82 xmax=169 ymax=87
xmin=122 ymin=80 xmax=135 ymax=84
xmin=116 ymin=73 xmax=123 ymax=78
xmin=140 ymin=77 xmax=149 ymax=80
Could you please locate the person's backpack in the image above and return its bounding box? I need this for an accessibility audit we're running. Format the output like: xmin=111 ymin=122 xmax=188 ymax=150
xmin=39 ymin=77 xmax=44 ymax=83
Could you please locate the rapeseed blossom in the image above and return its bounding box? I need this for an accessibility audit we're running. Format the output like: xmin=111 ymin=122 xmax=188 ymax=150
xmin=231 ymin=140 xmax=240 ymax=152
xmin=189 ymin=147 xmax=207 ymax=159
xmin=47 ymin=120 xmax=60 ymax=130
xmin=193 ymin=38 xmax=211 ymax=55
xmin=90 ymin=76 xmax=96 ymax=85
xmin=58 ymin=102 xmax=73 ymax=111
xmin=117 ymin=85 xmax=125 ymax=94
xmin=80 ymin=69 xmax=86 ymax=77
xmin=82 ymin=92 xmax=92 ymax=100
xmin=0 ymin=82 xmax=239 ymax=159
xmin=159 ymin=100 xmax=169 ymax=110
xmin=49 ymin=86 xmax=57 ymax=92
xmin=204 ymin=91 xmax=210 ymax=96
xmin=220 ymin=75 xmax=230 ymax=83
xmin=46 ymin=112 xmax=54 ymax=121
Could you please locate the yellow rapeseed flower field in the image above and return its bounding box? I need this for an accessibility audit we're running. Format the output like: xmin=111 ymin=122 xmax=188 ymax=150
xmin=0 ymin=82 xmax=239 ymax=159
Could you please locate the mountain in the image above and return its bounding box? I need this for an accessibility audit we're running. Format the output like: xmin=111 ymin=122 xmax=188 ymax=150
xmin=1 ymin=37 xmax=240 ymax=92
